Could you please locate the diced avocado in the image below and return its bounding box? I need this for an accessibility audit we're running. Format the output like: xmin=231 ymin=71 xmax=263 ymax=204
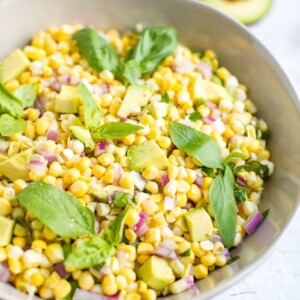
xmin=0 ymin=216 xmax=15 ymax=247
xmin=117 ymin=85 xmax=153 ymax=117
xmin=0 ymin=149 xmax=34 ymax=181
xmin=145 ymin=102 xmax=169 ymax=119
xmin=0 ymin=49 xmax=30 ymax=83
xmin=203 ymin=0 xmax=272 ymax=25
xmin=138 ymin=256 xmax=175 ymax=290
xmin=184 ymin=208 xmax=213 ymax=242
xmin=128 ymin=140 xmax=169 ymax=172
xmin=189 ymin=79 xmax=232 ymax=103
xmin=92 ymin=185 xmax=133 ymax=202
xmin=55 ymin=85 xmax=80 ymax=114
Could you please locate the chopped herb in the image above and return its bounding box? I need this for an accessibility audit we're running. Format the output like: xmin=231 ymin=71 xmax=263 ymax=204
xmin=262 ymin=209 xmax=270 ymax=218
xmin=181 ymin=249 xmax=192 ymax=257
xmin=202 ymin=166 xmax=217 ymax=177
xmin=188 ymin=111 xmax=203 ymax=122
xmin=227 ymin=255 xmax=240 ymax=265
xmin=112 ymin=192 xmax=134 ymax=208
xmin=161 ymin=92 xmax=170 ymax=103
xmin=234 ymin=189 xmax=247 ymax=204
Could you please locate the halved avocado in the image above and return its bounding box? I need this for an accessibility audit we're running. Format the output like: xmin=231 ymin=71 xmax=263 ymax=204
xmin=203 ymin=0 xmax=272 ymax=25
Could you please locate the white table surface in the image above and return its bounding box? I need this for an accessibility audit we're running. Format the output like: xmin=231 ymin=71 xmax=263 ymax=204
xmin=215 ymin=0 xmax=300 ymax=299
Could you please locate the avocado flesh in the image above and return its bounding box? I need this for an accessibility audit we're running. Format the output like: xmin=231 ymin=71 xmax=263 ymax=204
xmin=0 ymin=148 xmax=33 ymax=181
xmin=203 ymin=0 xmax=272 ymax=25
xmin=55 ymin=85 xmax=80 ymax=114
xmin=138 ymin=256 xmax=175 ymax=290
xmin=0 ymin=49 xmax=30 ymax=83
xmin=145 ymin=102 xmax=169 ymax=119
xmin=0 ymin=216 xmax=15 ymax=247
xmin=184 ymin=208 xmax=214 ymax=242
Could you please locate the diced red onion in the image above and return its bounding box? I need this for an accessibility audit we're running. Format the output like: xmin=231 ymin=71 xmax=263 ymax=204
xmin=204 ymin=116 xmax=216 ymax=124
xmin=160 ymin=239 xmax=178 ymax=250
xmin=47 ymin=129 xmax=60 ymax=142
xmin=41 ymin=78 xmax=56 ymax=88
xmin=205 ymin=101 xmax=217 ymax=110
xmin=28 ymin=160 xmax=47 ymax=175
xmin=53 ymin=262 xmax=69 ymax=279
xmin=93 ymin=83 xmax=109 ymax=95
xmin=160 ymin=172 xmax=170 ymax=187
xmin=196 ymin=61 xmax=212 ymax=80
xmin=39 ymin=151 xmax=57 ymax=164
xmin=236 ymin=176 xmax=246 ymax=186
xmin=171 ymin=61 xmax=194 ymax=74
xmin=244 ymin=211 xmax=264 ymax=235
xmin=185 ymin=276 xmax=195 ymax=289
xmin=94 ymin=141 xmax=107 ymax=156
xmin=153 ymin=246 xmax=178 ymax=260
xmin=211 ymin=234 xmax=222 ymax=243
xmin=108 ymin=194 xmax=114 ymax=204
xmin=113 ymin=163 xmax=122 ymax=185
xmin=223 ymin=248 xmax=231 ymax=261
xmin=70 ymin=75 xmax=82 ymax=86
xmin=133 ymin=212 xmax=149 ymax=236
xmin=136 ymin=223 xmax=149 ymax=237
xmin=100 ymin=265 xmax=111 ymax=275
xmin=34 ymin=97 xmax=47 ymax=115
xmin=164 ymin=196 xmax=176 ymax=211
xmin=132 ymin=171 xmax=146 ymax=191
xmin=49 ymin=79 xmax=61 ymax=92
xmin=194 ymin=174 xmax=203 ymax=188
xmin=59 ymin=74 xmax=71 ymax=85
xmin=73 ymin=288 xmax=106 ymax=300
xmin=117 ymin=250 xmax=127 ymax=269
xmin=120 ymin=117 xmax=127 ymax=122
xmin=211 ymin=109 xmax=221 ymax=120
xmin=0 ymin=262 xmax=11 ymax=282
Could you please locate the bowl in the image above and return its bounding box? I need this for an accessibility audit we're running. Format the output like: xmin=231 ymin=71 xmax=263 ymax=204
xmin=0 ymin=0 xmax=299 ymax=299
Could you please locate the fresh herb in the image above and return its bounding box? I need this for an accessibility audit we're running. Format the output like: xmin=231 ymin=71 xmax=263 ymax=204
xmin=262 ymin=209 xmax=270 ymax=218
xmin=118 ymin=59 xmax=141 ymax=85
xmin=64 ymin=235 xmax=115 ymax=270
xmin=92 ymin=122 xmax=142 ymax=140
xmin=227 ymin=255 xmax=240 ymax=265
xmin=62 ymin=244 xmax=72 ymax=258
xmin=107 ymin=206 xmax=131 ymax=246
xmin=13 ymin=83 xmax=36 ymax=108
xmin=125 ymin=26 xmax=177 ymax=76
xmin=234 ymin=189 xmax=247 ymax=203
xmin=73 ymin=28 xmax=118 ymax=73
xmin=64 ymin=281 xmax=78 ymax=300
xmin=69 ymin=125 xmax=95 ymax=149
xmin=223 ymin=152 xmax=243 ymax=165
xmin=77 ymin=83 xmax=102 ymax=131
xmin=209 ymin=166 xmax=237 ymax=248
xmin=17 ymin=182 xmax=95 ymax=238
xmin=112 ymin=192 xmax=134 ymax=208
xmin=0 ymin=114 xmax=26 ymax=136
xmin=201 ymin=166 xmax=217 ymax=178
xmin=161 ymin=93 xmax=170 ymax=103
xmin=188 ymin=111 xmax=203 ymax=122
xmin=169 ymin=122 xmax=223 ymax=168
xmin=181 ymin=249 xmax=192 ymax=257
xmin=0 ymin=83 xmax=23 ymax=118
xmin=236 ymin=161 xmax=269 ymax=179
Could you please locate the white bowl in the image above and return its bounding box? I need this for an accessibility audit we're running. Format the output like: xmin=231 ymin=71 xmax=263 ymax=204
xmin=0 ymin=0 xmax=299 ymax=299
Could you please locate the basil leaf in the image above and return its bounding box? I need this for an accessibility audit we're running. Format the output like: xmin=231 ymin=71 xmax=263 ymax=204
xmin=17 ymin=182 xmax=95 ymax=238
xmin=169 ymin=122 xmax=223 ymax=168
xmin=64 ymin=235 xmax=115 ymax=270
xmin=112 ymin=192 xmax=134 ymax=208
xmin=13 ymin=83 xmax=37 ymax=108
xmin=188 ymin=111 xmax=203 ymax=122
xmin=62 ymin=244 xmax=72 ymax=258
xmin=181 ymin=249 xmax=192 ymax=257
xmin=118 ymin=59 xmax=141 ymax=85
xmin=0 ymin=83 xmax=23 ymax=118
xmin=64 ymin=281 xmax=78 ymax=300
xmin=92 ymin=122 xmax=142 ymax=140
xmin=227 ymin=255 xmax=240 ymax=265
xmin=77 ymin=83 xmax=102 ymax=131
xmin=209 ymin=166 xmax=237 ymax=248
xmin=161 ymin=93 xmax=170 ymax=103
xmin=107 ymin=206 xmax=131 ymax=246
xmin=202 ymin=166 xmax=217 ymax=178
xmin=69 ymin=125 xmax=95 ymax=149
xmin=126 ymin=26 xmax=177 ymax=75
xmin=73 ymin=28 xmax=118 ymax=73
xmin=0 ymin=114 xmax=26 ymax=136
xmin=223 ymin=152 xmax=243 ymax=165
xmin=262 ymin=209 xmax=270 ymax=218
xmin=234 ymin=189 xmax=247 ymax=204
xmin=235 ymin=161 xmax=269 ymax=179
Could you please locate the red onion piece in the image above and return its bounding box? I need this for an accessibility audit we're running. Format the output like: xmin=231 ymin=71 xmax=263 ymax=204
xmin=160 ymin=239 xmax=177 ymax=250
xmin=205 ymin=101 xmax=217 ymax=110
xmin=133 ymin=212 xmax=149 ymax=237
xmin=113 ymin=163 xmax=122 ymax=185
xmin=211 ymin=234 xmax=222 ymax=243
xmin=185 ymin=276 xmax=195 ymax=289
xmin=120 ymin=117 xmax=127 ymax=122
xmin=93 ymin=83 xmax=109 ymax=95
xmin=105 ymin=293 xmax=119 ymax=300
xmin=41 ymin=78 xmax=55 ymax=88
xmin=236 ymin=176 xmax=246 ymax=186
xmin=34 ymin=97 xmax=47 ymax=115
xmin=160 ymin=172 xmax=170 ymax=187
xmin=136 ymin=223 xmax=149 ymax=237
xmin=47 ymin=129 xmax=60 ymax=142
xmin=70 ymin=75 xmax=81 ymax=86
xmin=53 ymin=262 xmax=69 ymax=279
xmin=244 ymin=211 xmax=264 ymax=235
xmin=194 ymin=174 xmax=203 ymax=188
xmin=100 ymin=265 xmax=111 ymax=275
xmin=196 ymin=61 xmax=212 ymax=80
xmin=204 ymin=116 xmax=216 ymax=124
xmin=171 ymin=61 xmax=194 ymax=74
xmin=49 ymin=79 xmax=61 ymax=93
xmin=153 ymin=246 xmax=178 ymax=260
xmin=39 ymin=151 xmax=57 ymax=164
xmin=94 ymin=141 xmax=107 ymax=156
xmin=223 ymin=248 xmax=231 ymax=261
xmin=59 ymin=74 xmax=71 ymax=85
xmin=73 ymin=288 xmax=107 ymax=300
xmin=0 ymin=262 xmax=11 ymax=282
xmin=117 ymin=250 xmax=127 ymax=269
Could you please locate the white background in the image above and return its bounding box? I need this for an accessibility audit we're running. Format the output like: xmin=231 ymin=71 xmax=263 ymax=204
xmin=215 ymin=0 xmax=300 ymax=299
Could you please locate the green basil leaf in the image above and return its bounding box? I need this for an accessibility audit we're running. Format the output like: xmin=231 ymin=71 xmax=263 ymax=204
xmin=227 ymin=255 xmax=240 ymax=265
xmin=223 ymin=152 xmax=243 ymax=165
xmin=235 ymin=161 xmax=269 ymax=179
xmin=107 ymin=206 xmax=131 ymax=246
xmin=188 ymin=111 xmax=203 ymax=122
xmin=0 ymin=83 xmax=23 ymax=118
xmin=118 ymin=59 xmax=141 ymax=85
xmin=77 ymin=83 xmax=102 ymax=131
xmin=181 ymin=249 xmax=192 ymax=257
xmin=92 ymin=122 xmax=142 ymax=140
xmin=126 ymin=26 xmax=177 ymax=75
xmin=73 ymin=28 xmax=118 ymax=73
xmin=64 ymin=281 xmax=78 ymax=300
xmin=69 ymin=125 xmax=95 ymax=149
xmin=17 ymin=182 xmax=95 ymax=238
xmin=234 ymin=189 xmax=247 ymax=204
xmin=209 ymin=165 xmax=237 ymax=248
xmin=169 ymin=122 xmax=223 ymax=168
xmin=62 ymin=244 xmax=72 ymax=258
xmin=0 ymin=114 xmax=26 ymax=136
xmin=202 ymin=166 xmax=217 ymax=178
xmin=13 ymin=83 xmax=37 ymax=108
xmin=112 ymin=192 xmax=134 ymax=208
xmin=161 ymin=93 xmax=170 ymax=103
xmin=262 ymin=209 xmax=270 ymax=218
xmin=64 ymin=235 xmax=115 ymax=270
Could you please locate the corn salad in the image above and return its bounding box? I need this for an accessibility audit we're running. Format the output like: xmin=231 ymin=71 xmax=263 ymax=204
xmin=0 ymin=24 xmax=274 ymax=300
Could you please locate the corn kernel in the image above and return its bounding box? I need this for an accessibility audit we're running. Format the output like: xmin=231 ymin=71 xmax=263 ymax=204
xmin=187 ymin=184 xmax=202 ymax=202
xmin=53 ymin=279 xmax=72 ymax=298
xmin=45 ymin=243 xmax=64 ymax=264
xmin=194 ymin=264 xmax=208 ymax=279
xmin=201 ymin=254 xmax=216 ymax=267
xmin=119 ymin=268 xmax=136 ymax=284
xmin=0 ymin=197 xmax=12 ymax=216
xmin=119 ymin=172 xmax=134 ymax=189
xmin=137 ymin=242 xmax=154 ymax=255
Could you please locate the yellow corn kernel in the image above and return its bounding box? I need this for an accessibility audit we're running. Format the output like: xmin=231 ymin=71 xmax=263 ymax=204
xmin=44 ymin=271 xmax=61 ymax=289
xmin=125 ymin=229 xmax=137 ymax=243
xmin=194 ymin=264 xmax=208 ymax=279
xmin=119 ymin=172 xmax=134 ymax=189
xmin=104 ymin=168 xmax=115 ymax=184
xmin=137 ymin=280 xmax=147 ymax=293
xmin=168 ymin=165 xmax=179 ymax=179
xmin=117 ymin=245 xmax=136 ymax=261
xmin=53 ymin=279 xmax=72 ymax=298
xmin=177 ymin=180 xmax=190 ymax=194
xmin=157 ymin=136 xmax=171 ymax=149
xmin=143 ymin=289 xmax=157 ymax=300
xmin=142 ymin=166 xmax=159 ymax=180
xmin=24 ymin=123 xmax=36 ymax=139
xmin=176 ymin=241 xmax=191 ymax=254
xmin=216 ymin=67 xmax=230 ymax=80
xmin=8 ymin=258 xmax=22 ymax=274
xmin=0 ymin=247 xmax=7 ymax=262
xmin=203 ymin=177 xmax=213 ymax=190
xmin=92 ymin=165 xmax=106 ymax=178
xmin=119 ymin=268 xmax=136 ymax=284
xmin=152 ymin=212 xmax=167 ymax=227
xmin=30 ymin=269 xmax=45 ymax=287
xmin=137 ymin=242 xmax=154 ymax=255
xmin=13 ymin=223 xmax=27 ymax=237
xmin=187 ymin=184 xmax=202 ymax=202
xmin=44 ymin=243 xmax=64 ymax=264
xmin=13 ymin=180 xmax=28 ymax=194
xmin=215 ymin=254 xmax=227 ymax=267
xmin=98 ymin=153 xmax=115 ymax=167
xmin=168 ymin=154 xmax=179 ymax=166
xmin=141 ymin=115 xmax=155 ymax=126
xmin=63 ymin=169 xmax=81 ymax=185
xmin=176 ymin=193 xmax=187 ymax=207
xmin=35 ymin=118 xmax=50 ymax=136
xmin=39 ymin=285 xmax=54 ymax=299
xmin=257 ymin=149 xmax=270 ymax=160
xmin=201 ymin=254 xmax=216 ymax=267
xmin=5 ymin=79 xmax=20 ymax=92
xmin=145 ymin=228 xmax=161 ymax=244
xmin=69 ymin=180 xmax=88 ymax=197
xmin=78 ymin=271 xmax=95 ymax=290
xmin=124 ymin=209 xmax=139 ymax=227
xmin=146 ymin=128 xmax=160 ymax=141
xmin=116 ymin=274 xmax=128 ymax=290
xmin=142 ymin=200 xmax=158 ymax=215
xmin=126 ymin=292 xmax=141 ymax=300
xmin=31 ymin=240 xmax=47 ymax=253
xmin=27 ymin=108 xmax=40 ymax=122
xmin=12 ymin=237 xmax=26 ymax=248
xmin=43 ymin=226 xmax=57 ymax=240
xmin=72 ymin=270 xmax=82 ymax=280
xmin=24 ymin=46 xmax=46 ymax=60
xmin=49 ymin=53 xmax=64 ymax=69
xmin=145 ymin=181 xmax=159 ymax=194
xmin=102 ymin=274 xmax=118 ymax=296
xmin=0 ymin=197 xmax=12 ymax=216
xmin=191 ymin=242 xmax=205 ymax=258
xmin=137 ymin=254 xmax=149 ymax=264
xmin=185 ymin=169 xmax=196 ymax=184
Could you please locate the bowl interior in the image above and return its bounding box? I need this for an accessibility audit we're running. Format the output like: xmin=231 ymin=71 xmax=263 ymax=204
xmin=0 ymin=0 xmax=299 ymax=299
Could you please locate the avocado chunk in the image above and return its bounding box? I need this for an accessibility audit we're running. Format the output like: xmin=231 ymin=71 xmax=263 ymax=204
xmin=128 ymin=140 xmax=169 ymax=172
xmin=92 ymin=185 xmax=133 ymax=202
xmin=0 ymin=49 xmax=30 ymax=83
xmin=0 ymin=149 xmax=33 ymax=181
xmin=184 ymin=208 xmax=213 ymax=242
xmin=203 ymin=0 xmax=272 ymax=25
xmin=189 ymin=79 xmax=232 ymax=103
xmin=117 ymin=85 xmax=153 ymax=117
xmin=138 ymin=256 xmax=175 ymax=290
xmin=145 ymin=102 xmax=169 ymax=119
xmin=0 ymin=216 xmax=15 ymax=247
xmin=55 ymin=85 xmax=80 ymax=114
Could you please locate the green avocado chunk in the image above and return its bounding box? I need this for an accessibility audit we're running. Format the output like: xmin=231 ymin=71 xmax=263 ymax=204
xmin=55 ymin=85 xmax=80 ymax=114
xmin=0 ymin=148 xmax=33 ymax=181
xmin=138 ymin=256 xmax=175 ymax=290
xmin=0 ymin=49 xmax=30 ymax=83
xmin=203 ymin=0 xmax=272 ymax=25
xmin=145 ymin=102 xmax=169 ymax=119
xmin=184 ymin=207 xmax=214 ymax=242
xmin=117 ymin=85 xmax=153 ymax=117
xmin=0 ymin=216 xmax=15 ymax=247
xmin=127 ymin=140 xmax=169 ymax=172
